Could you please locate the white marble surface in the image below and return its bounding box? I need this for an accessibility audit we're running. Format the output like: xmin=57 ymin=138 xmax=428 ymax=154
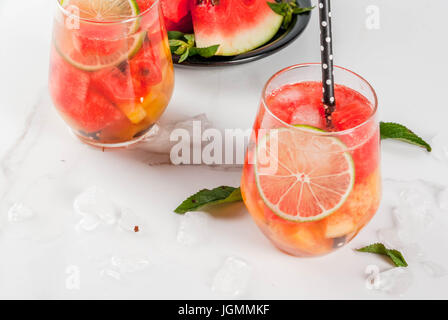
xmin=1 ymin=0 xmax=448 ymax=299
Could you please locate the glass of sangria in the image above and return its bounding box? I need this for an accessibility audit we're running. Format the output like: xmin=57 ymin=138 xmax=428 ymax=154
xmin=49 ymin=0 xmax=174 ymax=148
xmin=241 ymin=63 xmax=381 ymax=257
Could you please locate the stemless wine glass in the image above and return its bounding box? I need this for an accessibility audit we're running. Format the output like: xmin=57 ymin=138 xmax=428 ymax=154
xmin=241 ymin=64 xmax=381 ymax=257
xmin=49 ymin=0 xmax=174 ymax=148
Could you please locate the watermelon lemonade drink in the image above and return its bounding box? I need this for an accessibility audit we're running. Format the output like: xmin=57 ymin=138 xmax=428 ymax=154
xmin=49 ymin=0 xmax=174 ymax=147
xmin=241 ymin=64 xmax=381 ymax=257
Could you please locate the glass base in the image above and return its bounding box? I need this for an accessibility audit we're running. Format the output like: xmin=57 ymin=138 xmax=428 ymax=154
xmin=70 ymin=125 xmax=156 ymax=149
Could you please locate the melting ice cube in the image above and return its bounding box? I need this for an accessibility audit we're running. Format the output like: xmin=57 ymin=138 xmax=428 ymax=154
xmin=212 ymin=257 xmax=252 ymax=297
xmin=100 ymin=269 xmax=122 ymax=281
xmin=7 ymin=203 xmax=34 ymax=223
xmin=431 ymin=131 xmax=448 ymax=163
xmin=370 ymin=267 xmax=413 ymax=295
xmin=100 ymin=254 xmax=151 ymax=280
xmin=177 ymin=212 xmax=209 ymax=246
xmin=438 ymin=188 xmax=448 ymax=212
xmin=377 ymin=179 xmax=447 ymax=282
xmin=110 ymin=255 xmax=151 ymax=273
xmin=74 ymin=186 xmax=118 ymax=227
xmin=138 ymin=114 xmax=213 ymax=155
xmin=421 ymin=261 xmax=448 ymax=278
xmin=76 ymin=214 xmax=101 ymax=232
xmin=290 ymin=104 xmax=325 ymax=129
xmin=380 ymin=180 xmax=441 ymax=245
xmin=118 ymin=207 xmax=145 ymax=233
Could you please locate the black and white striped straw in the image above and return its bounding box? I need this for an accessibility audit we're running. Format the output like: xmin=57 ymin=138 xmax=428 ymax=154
xmin=318 ymin=0 xmax=335 ymax=127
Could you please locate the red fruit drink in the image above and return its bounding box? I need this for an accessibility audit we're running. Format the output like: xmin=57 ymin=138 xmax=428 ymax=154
xmin=241 ymin=64 xmax=381 ymax=257
xmin=49 ymin=0 xmax=174 ymax=147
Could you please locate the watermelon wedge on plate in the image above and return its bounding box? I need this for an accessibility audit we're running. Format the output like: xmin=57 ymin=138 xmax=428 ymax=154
xmin=160 ymin=0 xmax=193 ymax=32
xmin=191 ymin=0 xmax=283 ymax=56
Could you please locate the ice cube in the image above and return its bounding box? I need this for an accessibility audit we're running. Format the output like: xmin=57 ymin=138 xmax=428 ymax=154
xmin=110 ymin=255 xmax=151 ymax=273
xmin=73 ymin=186 xmax=118 ymax=225
xmin=377 ymin=227 xmax=403 ymax=249
xmin=100 ymin=269 xmax=122 ymax=281
xmin=371 ymin=267 xmax=413 ymax=295
xmin=400 ymin=243 xmax=425 ymax=262
xmin=431 ymin=131 xmax=448 ymax=163
xmin=421 ymin=261 xmax=447 ymax=278
xmin=177 ymin=212 xmax=209 ymax=246
xmin=272 ymin=85 xmax=304 ymax=105
xmin=138 ymin=114 xmax=213 ymax=154
xmin=290 ymin=104 xmax=325 ymax=129
xmin=118 ymin=207 xmax=145 ymax=233
xmin=76 ymin=214 xmax=101 ymax=232
xmin=7 ymin=203 xmax=34 ymax=223
xmin=381 ymin=180 xmax=441 ymax=244
xmin=438 ymin=188 xmax=448 ymax=212
xmin=212 ymin=257 xmax=252 ymax=297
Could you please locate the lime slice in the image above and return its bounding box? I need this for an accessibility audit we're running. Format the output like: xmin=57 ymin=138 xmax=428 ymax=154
xmin=55 ymin=32 xmax=145 ymax=71
xmin=254 ymin=125 xmax=355 ymax=222
xmin=60 ymin=0 xmax=140 ymax=23
xmin=56 ymin=0 xmax=144 ymax=71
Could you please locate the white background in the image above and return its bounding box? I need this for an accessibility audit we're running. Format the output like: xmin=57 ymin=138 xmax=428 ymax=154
xmin=0 ymin=0 xmax=447 ymax=299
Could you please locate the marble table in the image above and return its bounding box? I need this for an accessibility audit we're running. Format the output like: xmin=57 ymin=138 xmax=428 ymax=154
xmin=0 ymin=0 xmax=447 ymax=299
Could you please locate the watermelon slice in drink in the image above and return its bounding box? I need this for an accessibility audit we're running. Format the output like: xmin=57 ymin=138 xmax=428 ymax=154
xmin=191 ymin=0 xmax=283 ymax=56
xmin=50 ymin=53 xmax=125 ymax=132
xmin=129 ymin=43 xmax=163 ymax=96
xmin=90 ymin=66 xmax=147 ymax=124
xmin=49 ymin=50 xmax=90 ymax=116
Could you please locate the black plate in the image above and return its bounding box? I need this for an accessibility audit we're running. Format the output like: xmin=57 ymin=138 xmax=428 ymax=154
xmin=173 ymin=0 xmax=312 ymax=67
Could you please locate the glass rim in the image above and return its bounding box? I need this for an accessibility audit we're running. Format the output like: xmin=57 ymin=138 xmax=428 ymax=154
xmin=55 ymin=0 xmax=159 ymax=25
xmin=261 ymin=63 xmax=379 ymax=137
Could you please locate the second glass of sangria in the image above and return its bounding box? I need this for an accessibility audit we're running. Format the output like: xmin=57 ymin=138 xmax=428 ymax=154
xmin=49 ymin=0 xmax=174 ymax=148
xmin=242 ymin=64 xmax=381 ymax=257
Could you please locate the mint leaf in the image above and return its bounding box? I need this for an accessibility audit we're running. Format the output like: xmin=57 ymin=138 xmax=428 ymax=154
xmin=356 ymin=243 xmax=408 ymax=267
xmin=175 ymin=186 xmax=243 ymax=214
xmin=267 ymin=2 xmax=286 ymax=15
xmin=380 ymin=122 xmax=431 ymax=152
xmin=167 ymin=31 xmax=220 ymax=63
xmin=268 ymin=1 xmax=314 ymax=29
xmin=184 ymin=33 xmax=195 ymax=46
xmin=167 ymin=31 xmax=185 ymax=40
xmin=293 ymin=7 xmax=314 ymax=14
xmin=178 ymin=47 xmax=190 ymax=63
xmin=168 ymin=39 xmax=186 ymax=47
xmin=193 ymin=45 xmax=220 ymax=58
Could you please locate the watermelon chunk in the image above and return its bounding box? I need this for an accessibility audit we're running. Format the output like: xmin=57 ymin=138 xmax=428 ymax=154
xmin=91 ymin=65 xmax=148 ymax=124
xmin=160 ymin=0 xmax=193 ymax=32
xmin=91 ymin=66 xmax=136 ymax=102
xmin=136 ymin=0 xmax=156 ymax=11
xmin=89 ymin=41 xmax=162 ymax=125
xmin=50 ymin=51 xmax=125 ymax=132
xmin=72 ymin=23 xmax=125 ymax=57
xmin=49 ymin=51 xmax=90 ymax=114
xmin=191 ymin=0 xmax=283 ymax=56
xmin=129 ymin=42 xmax=162 ymax=96
xmin=78 ymin=90 xmax=127 ymax=132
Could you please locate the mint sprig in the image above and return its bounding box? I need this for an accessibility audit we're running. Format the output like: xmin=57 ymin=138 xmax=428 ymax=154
xmin=175 ymin=186 xmax=243 ymax=214
xmin=268 ymin=0 xmax=314 ymax=29
xmin=380 ymin=122 xmax=431 ymax=152
xmin=356 ymin=243 xmax=408 ymax=267
xmin=168 ymin=31 xmax=220 ymax=63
